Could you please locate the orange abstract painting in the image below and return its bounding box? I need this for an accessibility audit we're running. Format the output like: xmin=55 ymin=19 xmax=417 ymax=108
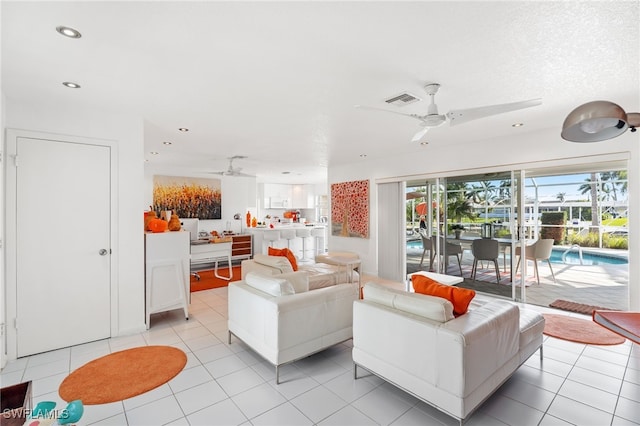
xmin=331 ymin=180 xmax=369 ymax=238
xmin=153 ymin=175 xmax=222 ymax=220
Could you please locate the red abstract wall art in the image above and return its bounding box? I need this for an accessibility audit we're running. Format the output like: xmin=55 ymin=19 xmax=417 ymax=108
xmin=330 ymin=180 xmax=369 ymax=238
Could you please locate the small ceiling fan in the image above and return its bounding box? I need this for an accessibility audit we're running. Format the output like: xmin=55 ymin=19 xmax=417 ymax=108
xmin=356 ymin=83 xmax=542 ymax=142
xmin=210 ymin=155 xmax=254 ymax=177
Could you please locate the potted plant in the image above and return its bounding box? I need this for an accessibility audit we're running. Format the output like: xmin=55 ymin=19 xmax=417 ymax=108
xmin=451 ymin=224 xmax=465 ymax=239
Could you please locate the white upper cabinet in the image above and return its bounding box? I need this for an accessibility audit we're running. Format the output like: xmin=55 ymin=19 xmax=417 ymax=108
xmin=264 ymin=183 xmax=292 ymax=208
xmin=263 ymin=184 xmax=315 ymax=208
xmin=291 ymin=184 xmax=315 ymax=208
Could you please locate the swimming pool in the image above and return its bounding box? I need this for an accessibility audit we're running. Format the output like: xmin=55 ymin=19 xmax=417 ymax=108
xmin=549 ymin=248 xmax=627 ymax=266
xmin=406 ymin=240 xmax=627 ymax=265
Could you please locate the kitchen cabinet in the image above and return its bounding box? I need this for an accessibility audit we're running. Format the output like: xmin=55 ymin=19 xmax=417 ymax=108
xmin=264 ymin=183 xmax=292 ymax=208
xmin=263 ymin=183 xmax=316 ymax=208
xmin=291 ymin=184 xmax=315 ymax=208
xmin=144 ymin=231 xmax=190 ymax=329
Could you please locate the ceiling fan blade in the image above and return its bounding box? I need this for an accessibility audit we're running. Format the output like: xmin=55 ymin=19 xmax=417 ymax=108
xmin=355 ymin=105 xmax=425 ymax=121
xmin=411 ymin=127 xmax=430 ymax=142
xmin=447 ymin=98 xmax=542 ymax=126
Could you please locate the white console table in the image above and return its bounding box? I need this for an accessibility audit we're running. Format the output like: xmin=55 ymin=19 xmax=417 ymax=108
xmin=190 ymin=241 xmax=233 ymax=280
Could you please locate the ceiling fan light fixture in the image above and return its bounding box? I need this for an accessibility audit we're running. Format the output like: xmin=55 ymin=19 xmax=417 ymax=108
xmin=561 ymin=100 xmax=628 ymax=142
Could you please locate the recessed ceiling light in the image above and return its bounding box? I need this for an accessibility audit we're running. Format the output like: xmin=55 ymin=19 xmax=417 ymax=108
xmin=62 ymin=81 xmax=81 ymax=89
xmin=56 ymin=26 xmax=81 ymax=38
xmin=178 ymin=128 xmax=189 ymax=132
xmin=282 ymin=171 xmax=291 ymax=174
xmin=420 ymin=141 xmax=429 ymax=146
xmin=163 ymin=141 xmax=172 ymax=145
xmin=359 ymin=154 xmax=367 ymax=158
xmin=150 ymin=151 xmax=159 ymax=155
xmin=512 ymin=123 xmax=524 ymax=127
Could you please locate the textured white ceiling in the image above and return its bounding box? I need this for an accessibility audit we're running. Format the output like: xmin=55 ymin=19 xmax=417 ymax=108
xmin=2 ymin=1 xmax=639 ymax=183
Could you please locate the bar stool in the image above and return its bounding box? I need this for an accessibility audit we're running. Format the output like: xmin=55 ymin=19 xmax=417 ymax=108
xmin=311 ymin=227 xmax=325 ymax=255
xmin=279 ymin=229 xmax=297 ymax=250
xmin=262 ymin=230 xmax=280 ymax=252
xmin=296 ymin=228 xmax=312 ymax=261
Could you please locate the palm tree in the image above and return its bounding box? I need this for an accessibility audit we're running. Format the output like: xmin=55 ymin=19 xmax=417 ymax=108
xmin=448 ymin=198 xmax=476 ymax=224
xmin=616 ymin=170 xmax=628 ymax=195
xmin=466 ymin=180 xmax=497 ymax=221
xmin=579 ymin=173 xmax=600 ymax=232
xmin=556 ymin=192 xmax=566 ymax=203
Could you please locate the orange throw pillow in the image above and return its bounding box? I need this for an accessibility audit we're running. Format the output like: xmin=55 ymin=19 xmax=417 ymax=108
xmin=412 ymin=274 xmax=475 ymax=316
xmin=268 ymin=247 xmax=298 ymax=271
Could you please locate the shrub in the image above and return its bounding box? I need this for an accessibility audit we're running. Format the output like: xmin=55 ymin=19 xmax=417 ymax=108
xmin=606 ymin=236 xmax=629 ymax=250
xmin=566 ymin=233 xmax=628 ymax=249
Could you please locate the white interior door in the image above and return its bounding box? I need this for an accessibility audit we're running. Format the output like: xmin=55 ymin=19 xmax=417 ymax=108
xmin=15 ymin=136 xmax=111 ymax=357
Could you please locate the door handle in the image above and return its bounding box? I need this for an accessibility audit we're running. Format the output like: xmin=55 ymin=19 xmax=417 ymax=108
xmin=99 ymin=249 xmax=109 ymax=256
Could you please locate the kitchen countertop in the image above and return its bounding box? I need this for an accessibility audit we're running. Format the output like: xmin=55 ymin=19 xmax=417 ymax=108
xmin=247 ymin=223 xmax=325 ymax=230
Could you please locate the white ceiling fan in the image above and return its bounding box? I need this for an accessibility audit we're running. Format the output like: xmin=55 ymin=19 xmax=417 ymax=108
xmin=356 ymin=83 xmax=542 ymax=142
xmin=210 ymin=155 xmax=254 ymax=177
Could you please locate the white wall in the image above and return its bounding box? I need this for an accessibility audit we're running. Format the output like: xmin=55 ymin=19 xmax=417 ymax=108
xmin=4 ymin=99 xmax=146 ymax=337
xmin=1 ymin=93 xmax=6 ymax=368
xmin=328 ymin=126 xmax=640 ymax=309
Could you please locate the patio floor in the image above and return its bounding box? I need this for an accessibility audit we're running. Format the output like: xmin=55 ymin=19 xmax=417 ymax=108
xmin=406 ymin=244 xmax=629 ymax=311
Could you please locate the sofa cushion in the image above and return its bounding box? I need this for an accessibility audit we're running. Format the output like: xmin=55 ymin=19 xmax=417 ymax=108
xmin=253 ymin=253 xmax=295 ymax=273
xmin=363 ymin=282 xmax=454 ymax=323
xmin=412 ymin=274 xmax=475 ymax=316
xmin=268 ymin=247 xmax=299 ymax=271
xmin=278 ymin=271 xmax=309 ymax=293
xmin=245 ymin=272 xmax=295 ymax=296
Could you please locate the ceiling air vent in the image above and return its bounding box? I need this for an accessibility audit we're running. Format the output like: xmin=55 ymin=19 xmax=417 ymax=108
xmin=384 ymin=92 xmax=421 ymax=107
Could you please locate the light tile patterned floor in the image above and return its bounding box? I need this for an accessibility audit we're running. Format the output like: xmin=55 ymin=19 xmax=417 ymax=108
xmin=1 ymin=279 xmax=638 ymax=426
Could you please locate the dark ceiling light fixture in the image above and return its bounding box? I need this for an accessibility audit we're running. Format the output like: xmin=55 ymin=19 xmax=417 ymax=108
xmin=561 ymin=100 xmax=640 ymax=142
xmin=56 ymin=26 xmax=82 ymax=38
xmin=178 ymin=127 xmax=189 ymax=132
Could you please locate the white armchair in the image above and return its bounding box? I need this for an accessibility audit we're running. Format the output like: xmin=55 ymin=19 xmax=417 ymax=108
xmin=228 ymin=271 xmax=358 ymax=383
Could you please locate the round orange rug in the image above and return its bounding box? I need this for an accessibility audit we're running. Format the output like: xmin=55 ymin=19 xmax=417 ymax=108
xmin=543 ymin=314 xmax=625 ymax=345
xmin=59 ymin=346 xmax=187 ymax=404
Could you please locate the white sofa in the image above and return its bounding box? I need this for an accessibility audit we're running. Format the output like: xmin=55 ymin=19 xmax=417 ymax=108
xmin=352 ymin=282 xmax=545 ymax=425
xmin=228 ymin=270 xmax=359 ymax=383
xmin=241 ymin=253 xmax=359 ymax=290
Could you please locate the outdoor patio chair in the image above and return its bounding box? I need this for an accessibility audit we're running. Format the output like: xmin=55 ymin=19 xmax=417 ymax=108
xmin=430 ymin=236 xmax=463 ymax=276
xmin=471 ymin=238 xmax=501 ymax=284
xmin=515 ymin=238 xmax=556 ymax=285
xmin=498 ymin=233 xmax=512 ymax=272
xmin=459 ymin=231 xmax=481 ymax=261
xmin=418 ymin=229 xmax=432 ymax=269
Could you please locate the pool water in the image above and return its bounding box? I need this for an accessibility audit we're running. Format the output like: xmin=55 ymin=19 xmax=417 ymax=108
xmin=406 ymin=240 xmax=627 ymax=265
xmin=549 ymin=248 xmax=627 ymax=266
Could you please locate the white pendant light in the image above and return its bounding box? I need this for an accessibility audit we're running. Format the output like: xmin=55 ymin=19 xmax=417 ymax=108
xmin=561 ymin=100 xmax=639 ymax=142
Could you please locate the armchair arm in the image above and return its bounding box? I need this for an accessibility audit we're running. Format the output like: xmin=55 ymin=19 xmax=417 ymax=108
xmin=437 ymin=300 xmax=519 ymax=395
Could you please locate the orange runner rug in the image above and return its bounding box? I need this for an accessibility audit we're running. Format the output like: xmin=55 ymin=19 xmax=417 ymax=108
xmin=59 ymin=346 xmax=186 ymax=404
xmin=190 ymin=266 xmax=242 ymax=292
xmin=543 ymin=314 xmax=625 ymax=345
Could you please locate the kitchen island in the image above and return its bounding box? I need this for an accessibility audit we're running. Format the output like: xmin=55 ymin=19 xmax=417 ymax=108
xmin=247 ymin=224 xmax=326 ymax=259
